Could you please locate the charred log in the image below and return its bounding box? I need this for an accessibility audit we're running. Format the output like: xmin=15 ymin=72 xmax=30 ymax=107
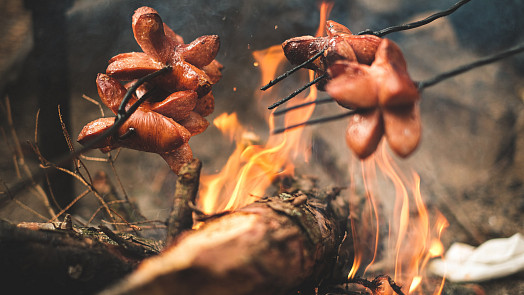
xmin=101 ymin=191 xmax=346 ymax=295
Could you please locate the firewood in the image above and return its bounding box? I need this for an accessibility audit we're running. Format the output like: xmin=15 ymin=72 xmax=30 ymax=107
xmin=101 ymin=192 xmax=345 ymax=295
xmin=0 ymin=220 xmax=161 ymax=295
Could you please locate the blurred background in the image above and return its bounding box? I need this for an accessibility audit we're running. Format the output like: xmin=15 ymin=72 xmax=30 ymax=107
xmin=0 ymin=0 xmax=523 ymax=291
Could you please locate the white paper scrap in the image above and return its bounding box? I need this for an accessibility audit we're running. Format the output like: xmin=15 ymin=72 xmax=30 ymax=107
xmin=429 ymin=233 xmax=524 ymax=282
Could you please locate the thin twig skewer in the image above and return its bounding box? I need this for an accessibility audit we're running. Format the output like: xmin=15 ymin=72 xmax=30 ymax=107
xmin=273 ymin=110 xmax=358 ymax=134
xmin=261 ymin=0 xmax=471 ymax=95
xmin=273 ymin=42 xmax=524 ymax=134
xmin=260 ymin=49 xmax=326 ymax=91
xmin=417 ymin=42 xmax=524 ymax=90
xmin=356 ymin=0 xmax=472 ymax=37
xmin=273 ymin=97 xmax=334 ymax=116
xmin=268 ymin=73 xmax=328 ymax=109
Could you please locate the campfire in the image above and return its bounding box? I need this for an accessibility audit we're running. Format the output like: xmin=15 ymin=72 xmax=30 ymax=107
xmin=1 ymin=1 xmax=523 ymax=295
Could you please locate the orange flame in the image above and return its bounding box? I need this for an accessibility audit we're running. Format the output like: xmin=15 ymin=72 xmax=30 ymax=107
xmin=349 ymin=144 xmax=449 ymax=294
xmin=316 ymin=2 xmax=334 ymax=37
xmin=196 ymin=47 xmax=305 ymax=214
xmin=198 ymin=2 xmax=448 ymax=294
xmin=197 ymin=2 xmax=333 ymax=214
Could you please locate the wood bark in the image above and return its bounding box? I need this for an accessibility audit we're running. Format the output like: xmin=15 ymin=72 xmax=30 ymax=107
xmin=0 ymin=220 xmax=160 ymax=295
xmin=0 ymin=174 xmax=351 ymax=295
xmin=101 ymin=192 xmax=345 ymax=295
xmin=166 ymin=159 xmax=202 ymax=243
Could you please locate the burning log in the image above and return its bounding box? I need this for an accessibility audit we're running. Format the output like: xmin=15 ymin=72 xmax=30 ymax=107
xmin=101 ymin=191 xmax=345 ymax=295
